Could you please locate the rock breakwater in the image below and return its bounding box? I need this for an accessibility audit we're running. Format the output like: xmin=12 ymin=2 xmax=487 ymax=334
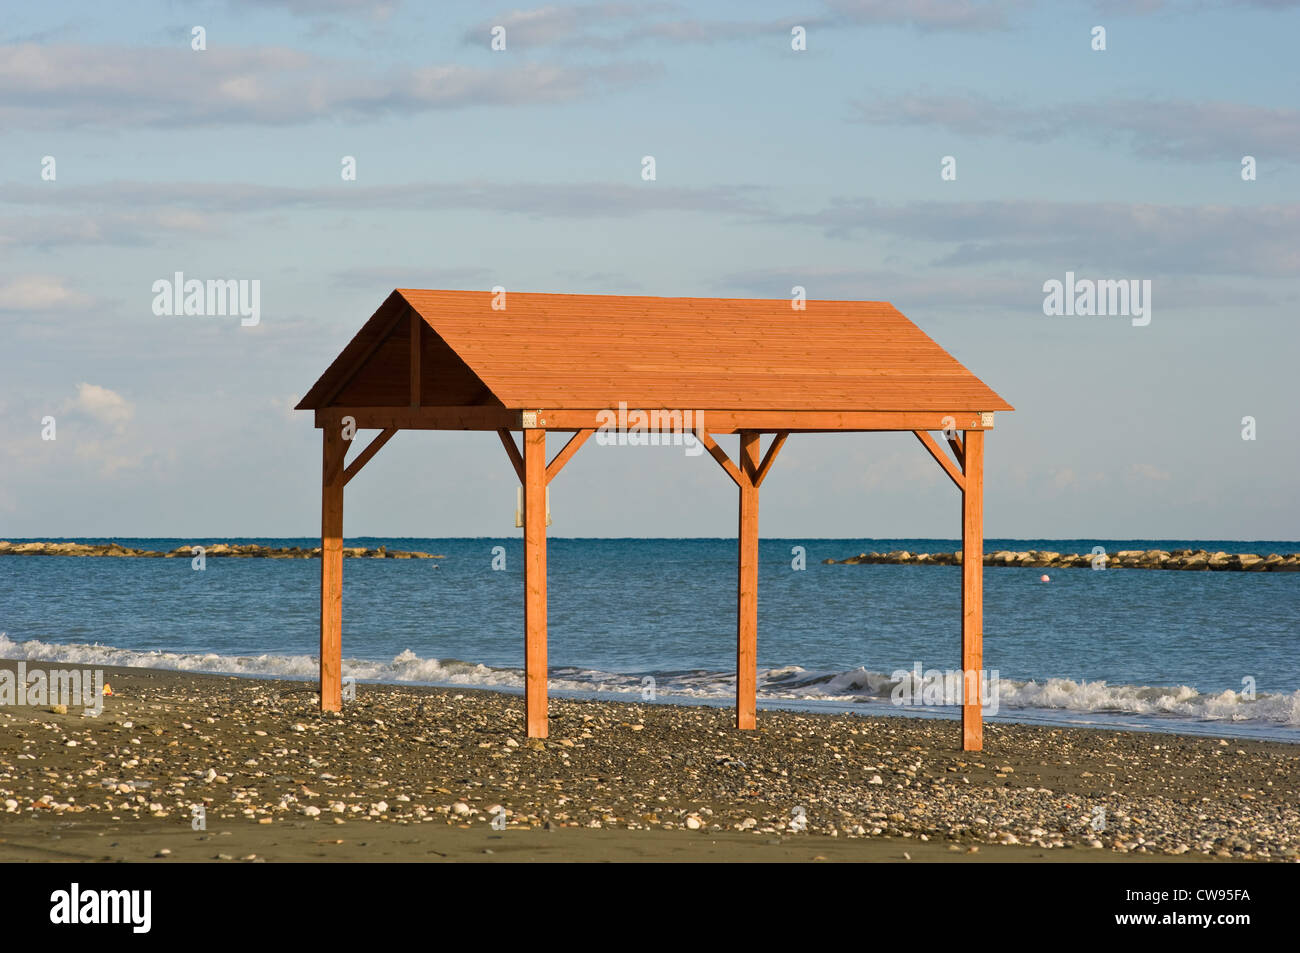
xmin=825 ymin=548 xmax=1300 ymax=571
xmin=0 ymin=541 xmax=440 ymax=559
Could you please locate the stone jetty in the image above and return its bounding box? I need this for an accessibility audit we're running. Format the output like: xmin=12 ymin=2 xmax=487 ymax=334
xmin=0 ymin=541 xmax=440 ymax=559
xmin=825 ymin=548 xmax=1300 ymax=571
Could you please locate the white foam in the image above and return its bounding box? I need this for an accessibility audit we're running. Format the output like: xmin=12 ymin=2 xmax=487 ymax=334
xmin=998 ymin=677 xmax=1300 ymax=725
xmin=2 ymin=633 xmax=1297 ymax=728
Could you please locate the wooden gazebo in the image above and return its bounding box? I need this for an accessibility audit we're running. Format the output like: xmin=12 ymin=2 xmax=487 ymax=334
xmin=297 ymin=290 xmax=1012 ymax=751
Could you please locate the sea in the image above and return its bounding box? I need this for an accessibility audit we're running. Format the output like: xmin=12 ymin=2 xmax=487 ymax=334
xmin=1 ymin=538 xmax=1297 ymax=742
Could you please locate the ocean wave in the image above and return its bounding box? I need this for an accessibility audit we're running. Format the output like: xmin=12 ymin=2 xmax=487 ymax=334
xmin=2 ymin=633 xmax=1297 ymax=727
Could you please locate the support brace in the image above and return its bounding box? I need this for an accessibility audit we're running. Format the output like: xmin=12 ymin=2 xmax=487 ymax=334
xmin=913 ymin=430 xmax=965 ymax=491
xmin=344 ymin=428 xmax=396 ymax=486
xmin=546 ymin=429 xmax=594 ymax=484
xmin=498 ymin=428 xmax=525 ymax=483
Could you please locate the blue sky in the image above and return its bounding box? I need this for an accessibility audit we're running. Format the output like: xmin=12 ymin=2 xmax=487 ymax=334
xmin=1 ymin=0 xmax=1297 ymax=540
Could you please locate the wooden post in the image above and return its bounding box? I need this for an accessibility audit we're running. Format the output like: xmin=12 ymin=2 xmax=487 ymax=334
xmin=737 ymin=431 xmax=761 ymax=730
xmin=523 ymin=429 xmax=549 ymax=738
xmin=961 ymin=429 xmax=984 ymax=751
xmin=320 ymin=425 xmax=345 ymax=712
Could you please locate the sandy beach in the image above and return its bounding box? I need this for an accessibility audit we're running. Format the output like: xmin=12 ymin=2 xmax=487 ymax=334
xmin=0 ymin=661 xmax=1295 ymax=863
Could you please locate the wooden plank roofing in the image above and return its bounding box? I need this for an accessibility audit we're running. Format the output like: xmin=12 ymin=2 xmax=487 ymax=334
xmin=297 ymin=289 xmax=1012 ymax=414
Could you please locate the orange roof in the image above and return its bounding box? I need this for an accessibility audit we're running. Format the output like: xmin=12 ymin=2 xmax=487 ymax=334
xmin=297 ymin=289 xmax=1012 ymax=413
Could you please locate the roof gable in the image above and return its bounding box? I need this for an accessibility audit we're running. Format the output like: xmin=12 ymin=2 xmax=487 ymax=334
xmin=296 ymin=291 xmax=498 ymax=410
xmin=299 ymin=289 xmax=1012 ymax=413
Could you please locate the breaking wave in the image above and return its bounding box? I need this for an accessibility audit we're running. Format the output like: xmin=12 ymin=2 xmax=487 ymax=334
xmin=2 ymin=633 xmax=1296 ymax=732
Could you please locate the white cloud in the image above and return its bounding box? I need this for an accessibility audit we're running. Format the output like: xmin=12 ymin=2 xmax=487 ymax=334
xmin=67 ymin=383 xmax=134 ymax=431
xmin=1 ymin=180 xmax=766 ymax=250
xmin=464 ymin=4 xmax=790 ymax=49
xmin=1130 ymin=462 xmax=1172 ymax=482
xmin=270 ymin=393 xmax=302 ymax=422
xmin=776 ymin=198 xmax=1300 ymax=278
xmin=0 ymin=43 xmax=651 ymax=128
xmin=0 ymin=210 xmax=216 ymax=248
xmin=0 ymin=275 xmax=93 ymax=310
xmin=466 ymin=0 xmax=1021 ymax=50
xmin=230 ymin=0 xmax=400 ymax=16
xmin=826 ymin=0 xmax=1024 ymax=31
xmin=853 ymin=94 xmax=1300 ymax=162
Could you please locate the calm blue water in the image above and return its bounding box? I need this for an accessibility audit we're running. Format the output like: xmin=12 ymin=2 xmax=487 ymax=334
xmin=1 ymin=538 xmax=1297 ymax=740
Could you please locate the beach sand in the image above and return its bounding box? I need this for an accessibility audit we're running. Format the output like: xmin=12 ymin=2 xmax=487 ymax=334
xmin=0 ymin=662 xmax=1295 ymax=862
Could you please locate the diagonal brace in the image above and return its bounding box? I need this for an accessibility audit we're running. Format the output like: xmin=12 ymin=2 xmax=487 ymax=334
xmin=946 ymin=431 xmax=965 ymax=468
xmin=914 ymin=430 xmax=965 ymax=491
xmin=343 ymin=427 xmax=397 ymax=486
xmin=546 ymin=429 xmax=593 ymax=484
xmin=753 ymin=432 xmax=788 ymax=488
xmin=498 ymin=428 xmax=525 ymax=484
xmin=694 ymin=428 xmax=744 ymax=488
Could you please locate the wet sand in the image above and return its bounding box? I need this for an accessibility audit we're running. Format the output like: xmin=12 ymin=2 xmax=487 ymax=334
xmin=1 ymin=663 xmax=1295 ymax=862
